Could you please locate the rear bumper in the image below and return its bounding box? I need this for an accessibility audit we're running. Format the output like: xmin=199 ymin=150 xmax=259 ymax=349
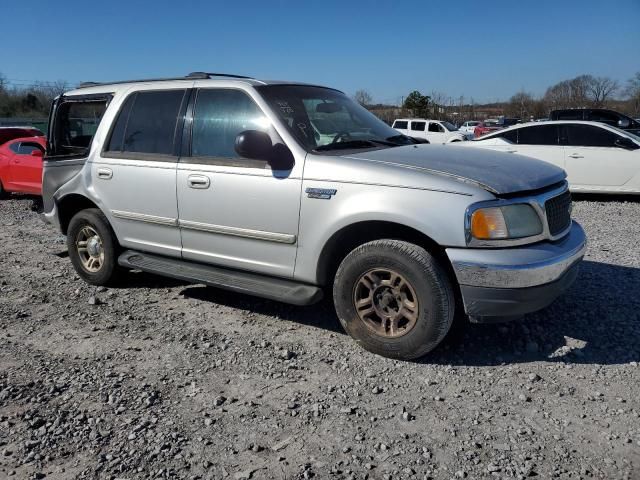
xmin=446 ymin=221 xmax=587 ymax=320
xmin=39 ymin=203 xmax=60 ymax=229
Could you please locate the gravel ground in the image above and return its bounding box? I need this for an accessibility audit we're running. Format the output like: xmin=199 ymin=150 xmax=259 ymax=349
xmin=0 ymin=194 xmax=639 ymax=480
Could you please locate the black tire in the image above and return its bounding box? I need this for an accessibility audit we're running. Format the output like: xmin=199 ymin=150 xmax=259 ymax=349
xmin=333 ymin=240 xmax=454 ymax=360
xmin=67 ymin=208 xmax=122 ymax=286
xmin=0 ymin=179 xmax=7 ymax=199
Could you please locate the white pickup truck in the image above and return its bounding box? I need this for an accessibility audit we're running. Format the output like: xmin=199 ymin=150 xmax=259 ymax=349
xmin=392 ymin=118 xmax=468 ymax=143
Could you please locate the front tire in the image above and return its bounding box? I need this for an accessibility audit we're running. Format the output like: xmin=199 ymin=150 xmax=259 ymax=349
xmin=67 ymin=208 xmax=122 ymax=286
xmin=333 ymin=240 xmax=454 ymax=360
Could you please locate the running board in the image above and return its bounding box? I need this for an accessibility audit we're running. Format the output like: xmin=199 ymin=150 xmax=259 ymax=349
xmin=118 ymin=250 xmax=323 ymax=306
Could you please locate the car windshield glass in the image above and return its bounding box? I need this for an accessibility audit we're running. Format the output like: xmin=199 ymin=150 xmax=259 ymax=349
xmin=442 ymin=121 xmax=457 ymax=131
xmin=257 ymin=85 xmax=413 ymax=151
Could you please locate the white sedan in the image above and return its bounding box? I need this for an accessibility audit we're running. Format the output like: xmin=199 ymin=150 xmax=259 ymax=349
xmin=456 ymin=120 xmax=640 ymax=194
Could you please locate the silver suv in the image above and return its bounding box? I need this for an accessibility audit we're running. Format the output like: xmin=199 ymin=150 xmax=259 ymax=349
xmin=42 ymin=72 xmax=587 ymax=360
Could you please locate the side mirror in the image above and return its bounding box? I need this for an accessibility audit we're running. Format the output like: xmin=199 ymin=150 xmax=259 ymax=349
xmin=614 ymin=137 xmax=638 ymax=150
xmin=234 ymin=130 xmax=295 ymax=170
xmin=618 ymin=118 xmax=631 ymax=129
xmin=31 ymin=149 xmax=44 ymax=158
xmin=235 ymin=130 xmax=272 ymax=160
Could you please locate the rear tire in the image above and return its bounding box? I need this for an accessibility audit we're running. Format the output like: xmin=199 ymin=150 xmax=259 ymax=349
xmin=67 ymin=208 xmax=122 ymax=286
xmin=333 ymin=240 xmax=454 ymax=360
xmin=0 ymin=179 xmax=7 ymax=199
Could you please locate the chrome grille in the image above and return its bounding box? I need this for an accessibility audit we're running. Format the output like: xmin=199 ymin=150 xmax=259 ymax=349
xmin=545 ymin=191 xmax=572 ymax=236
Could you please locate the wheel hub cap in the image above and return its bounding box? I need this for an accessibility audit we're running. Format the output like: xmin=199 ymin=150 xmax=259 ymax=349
xmin=76 ymin=226 xmax=104 ymax=273
xmin=353 ymin=268 xmax=419 ymax=338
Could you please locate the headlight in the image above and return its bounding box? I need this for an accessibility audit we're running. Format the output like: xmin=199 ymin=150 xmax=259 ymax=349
xmin=470 ymin=204 xmax=542 ymax=240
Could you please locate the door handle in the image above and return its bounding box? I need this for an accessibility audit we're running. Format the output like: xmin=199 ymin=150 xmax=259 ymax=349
xmin=568 ymin=153 xmax=584 ymax=159
xmin=97 ymin=168 xmax=113 ymax=180
xmin=188 ymin=174 xmax=210 ymax=189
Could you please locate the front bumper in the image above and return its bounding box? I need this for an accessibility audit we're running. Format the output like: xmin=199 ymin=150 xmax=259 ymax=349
xmin=446 ymin=221 xmax=587 ymax=320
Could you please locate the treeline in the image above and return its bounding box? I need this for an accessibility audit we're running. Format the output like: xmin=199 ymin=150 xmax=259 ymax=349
xmin=356 ymin=72 xmax=640 ymax=122
xmin=0 ymin=74 xmax=68 ymax=118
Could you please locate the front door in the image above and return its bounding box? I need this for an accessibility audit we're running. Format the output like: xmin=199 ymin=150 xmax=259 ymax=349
xmin=563 ymin=124 xmax=639 ymax=189
xmin=177 ymin=87 xmax=302 ymax=278
xmin=93 ymin=87 xmax=189 ymax=257
xmin=426 ymin=122 xmax=447 ymax=143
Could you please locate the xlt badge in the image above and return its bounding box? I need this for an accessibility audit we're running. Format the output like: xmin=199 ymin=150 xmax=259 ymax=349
xmin=306 ymin=188 xmax=337 ymax=200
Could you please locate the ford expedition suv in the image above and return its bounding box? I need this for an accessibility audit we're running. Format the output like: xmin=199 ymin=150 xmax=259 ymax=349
xmin=41 ymin=72 xmax=587 ymax=360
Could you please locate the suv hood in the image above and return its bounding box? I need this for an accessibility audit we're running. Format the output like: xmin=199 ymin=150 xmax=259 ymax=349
xmin=345 ymin=144 xmax=566 ymax=195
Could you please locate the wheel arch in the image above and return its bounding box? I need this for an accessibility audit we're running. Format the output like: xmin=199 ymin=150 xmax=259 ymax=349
xmin=315 ymin=220 xmax=455 ymax=288
xmin=56 ymin=194 xmax=104 ymax=235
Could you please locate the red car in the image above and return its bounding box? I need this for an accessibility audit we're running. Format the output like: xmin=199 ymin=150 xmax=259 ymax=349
xmin=473 ymin=120 xmax=502 ymax=138
xmin=0 ymin=128 xmax=46 ymax=197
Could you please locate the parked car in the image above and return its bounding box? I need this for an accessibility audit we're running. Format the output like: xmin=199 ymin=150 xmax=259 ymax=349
xmin=460 ymin=120 xmax=640 ymax=194
xmin=474 ymin=118 xmax=520 ymax=138
xmin=550 ymin=108 xmax=640 ymax=136
xmin=0 ymin=126 xmax=44 ymax=144
xmin=41 ymin=72 xmax=586 ymax=360
xmin=459 ymin=120 xmax=481 ymax=136
xmin=0 ymin=133 xmax=46 ymax=197
xmin=392 ymin=118 xmax=467 ymax=143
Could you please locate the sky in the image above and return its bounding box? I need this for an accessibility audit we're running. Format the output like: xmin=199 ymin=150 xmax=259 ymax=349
xmin=2 ymin=0 xmax=639 ymax=105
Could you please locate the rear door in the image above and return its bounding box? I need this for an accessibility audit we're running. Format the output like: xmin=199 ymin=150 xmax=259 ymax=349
xmin=506 ymin=124 xmax=565 ymax=169
xmin=409 ymin=120 xmax=427 ymax=140
xmin=176 ymin=86 xmax=302 ymax=278
xmin=95 ymin=87 xmax=189 ymax=257
xmin=562 ymin=124 xmax=639 ymax=189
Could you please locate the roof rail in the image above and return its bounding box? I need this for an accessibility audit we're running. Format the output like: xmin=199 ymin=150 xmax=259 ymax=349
xmin=186 ymin=72 xmax=254 ymax=80
xmin=76 ymin=72 xmax=255 ymax=89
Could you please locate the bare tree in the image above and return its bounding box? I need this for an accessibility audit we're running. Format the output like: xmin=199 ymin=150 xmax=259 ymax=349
xmin=624 ymin=72 xmax=640 ymax=116
xmin=587 ymin=76 xmax=618 ymax=106
xmin=353 ymin=89 xmax=373 ymax=107
xmin=506 ymin=91 xmax=536 ymax=120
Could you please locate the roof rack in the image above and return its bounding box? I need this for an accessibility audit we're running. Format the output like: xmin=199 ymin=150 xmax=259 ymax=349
xmin=77 ymin=72 xmax=255 ymax=89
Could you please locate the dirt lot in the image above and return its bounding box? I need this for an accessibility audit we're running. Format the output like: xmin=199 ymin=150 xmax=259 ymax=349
xmin=0 ymin=195 xmax=639 ymax=480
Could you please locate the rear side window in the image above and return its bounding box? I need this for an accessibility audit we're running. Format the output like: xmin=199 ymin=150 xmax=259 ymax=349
xmin=499 ymin=129 xmax=518 ymax=143
xmin=191 ymin=89 xmax=268 ymax=159
xmin=517 ymin=125 xmax=558 ymax=145
xmin=410 ymin=121 xmax=426 ymax=131
xmin=565 ymin=124 xmax=619 ymax=147
xmin=18 ymin=143 xmax=44 ymax=155
xmin=393 ymin=121 xmax=408 ymax=129
xmin=50 ymin=98 xmax=109 ymax=158
xmin=106 ymin=90 xmax=186 ymax=156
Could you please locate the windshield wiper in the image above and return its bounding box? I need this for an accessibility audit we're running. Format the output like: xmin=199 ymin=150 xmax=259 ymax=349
xmin=385 ymin=134 xmax=415 ymax=145
xmin=314 ymin=140 xmax=379 ymax=152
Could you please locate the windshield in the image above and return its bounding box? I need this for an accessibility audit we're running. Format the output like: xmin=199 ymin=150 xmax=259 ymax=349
xmin=442 ymin=121 xmax=457 ymax=131
xmin=257 ymin=85 xmax=414 ymax=151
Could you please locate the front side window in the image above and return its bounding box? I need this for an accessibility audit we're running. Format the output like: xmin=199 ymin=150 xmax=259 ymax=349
xmin=565 ymin=124 xmax=619 ymax=147
xmin=428 ymin=123 xmax=444 ymax=133
xmin=106 ymin=90 xmax=186 ymax=155
xmin=517 ymin=125 xmax=558 ymax=145
xmin=191 ymin=89 xmax=268 ymax=159
xmin=257 ymin=85 xmax=413 ymax=152
xmin=410 ymin=121 xmax=426 ymax=131
xmin=393 ymin=121 xmax=408 ymax=129
xmin=50 ymin=98 xmax=109 ymax=158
